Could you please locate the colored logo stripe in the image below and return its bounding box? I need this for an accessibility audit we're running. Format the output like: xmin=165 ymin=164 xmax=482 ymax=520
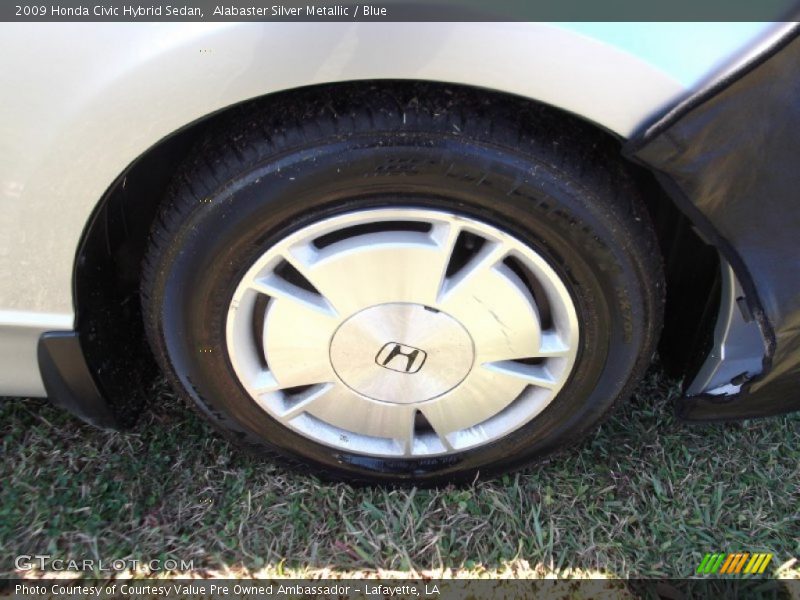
xmin=697 ymin=553 xmax=725 ymax=574
xmin=745 ymin=553 xmax=773 ymax=574
xmin=697 ymin=553 xmax=773 ymax=575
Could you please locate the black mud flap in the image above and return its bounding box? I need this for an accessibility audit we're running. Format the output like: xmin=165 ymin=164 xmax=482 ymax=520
xmin=37 ymin=331 xmax=121 ymax=429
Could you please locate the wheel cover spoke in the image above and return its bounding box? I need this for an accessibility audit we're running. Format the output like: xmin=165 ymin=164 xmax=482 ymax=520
xmin=226 ymin=208 xmax=579 ymax=457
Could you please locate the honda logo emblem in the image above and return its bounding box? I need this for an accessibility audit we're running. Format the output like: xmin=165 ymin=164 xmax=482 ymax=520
xmin=375 ymin=342 xmax=427 ymax=374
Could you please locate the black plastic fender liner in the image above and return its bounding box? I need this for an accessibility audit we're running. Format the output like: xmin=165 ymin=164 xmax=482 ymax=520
xmin=626 ymin=25 xmax=800 ymax=420
xmin=37 ymin=331 xmax=121 ymax=429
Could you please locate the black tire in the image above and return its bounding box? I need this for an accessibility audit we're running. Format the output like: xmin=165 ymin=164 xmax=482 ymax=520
xmin=141 ymin=83 xmax=663 ymax=485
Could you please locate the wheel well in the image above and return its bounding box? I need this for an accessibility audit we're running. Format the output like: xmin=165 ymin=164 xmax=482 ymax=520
xmin=74 ymin=80 xmax=720 ymax=424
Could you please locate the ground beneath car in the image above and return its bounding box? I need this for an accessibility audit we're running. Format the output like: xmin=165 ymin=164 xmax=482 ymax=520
xmin=1 ymin=365 xmax=798 ymax=586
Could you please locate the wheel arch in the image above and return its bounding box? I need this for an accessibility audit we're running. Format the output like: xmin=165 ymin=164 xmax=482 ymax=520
xmin=72 ymin=79 xmax=719 ymax=426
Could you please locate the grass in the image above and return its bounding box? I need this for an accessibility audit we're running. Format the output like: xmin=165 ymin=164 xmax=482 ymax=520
xmin=1 ymin=365 xmax=798 ymax=584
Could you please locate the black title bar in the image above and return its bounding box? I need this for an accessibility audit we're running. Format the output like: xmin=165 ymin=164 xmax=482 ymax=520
xmin=4 ymin=0 xmax=800 ymax=22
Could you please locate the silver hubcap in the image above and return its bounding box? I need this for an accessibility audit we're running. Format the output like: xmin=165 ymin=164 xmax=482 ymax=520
xmin=330 ymin=303 xmax=474 ymax=403
xmin=226 ymin=208 xmax=579 ymax=457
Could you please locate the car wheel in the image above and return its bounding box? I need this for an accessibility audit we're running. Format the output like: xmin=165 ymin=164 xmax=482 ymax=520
xmin=141 ymin=86 xmax=663 ymax=484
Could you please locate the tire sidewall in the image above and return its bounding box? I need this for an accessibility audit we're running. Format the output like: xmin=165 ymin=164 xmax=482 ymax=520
xmin=151 ymin=133 xmax=650 ymax=483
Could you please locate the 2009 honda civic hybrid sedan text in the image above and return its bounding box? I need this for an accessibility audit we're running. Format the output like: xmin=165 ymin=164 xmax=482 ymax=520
xmin=1 ymin=22 xmax=798 ymax=484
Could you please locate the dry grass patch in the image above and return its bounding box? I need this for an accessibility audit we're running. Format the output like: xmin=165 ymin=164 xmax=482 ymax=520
xmin=1 ymin=366 xmax=798 ymax=583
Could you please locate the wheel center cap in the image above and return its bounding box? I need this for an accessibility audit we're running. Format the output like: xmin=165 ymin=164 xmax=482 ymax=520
xmin=329 ymin=303 xmax=474 ymax=404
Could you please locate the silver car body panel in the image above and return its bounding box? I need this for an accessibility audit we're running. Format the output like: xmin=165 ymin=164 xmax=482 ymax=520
xmin=0 ymin=22 xmax=781 ymax=395
xmin=684 ymin=264 xmax=765 ymax=397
